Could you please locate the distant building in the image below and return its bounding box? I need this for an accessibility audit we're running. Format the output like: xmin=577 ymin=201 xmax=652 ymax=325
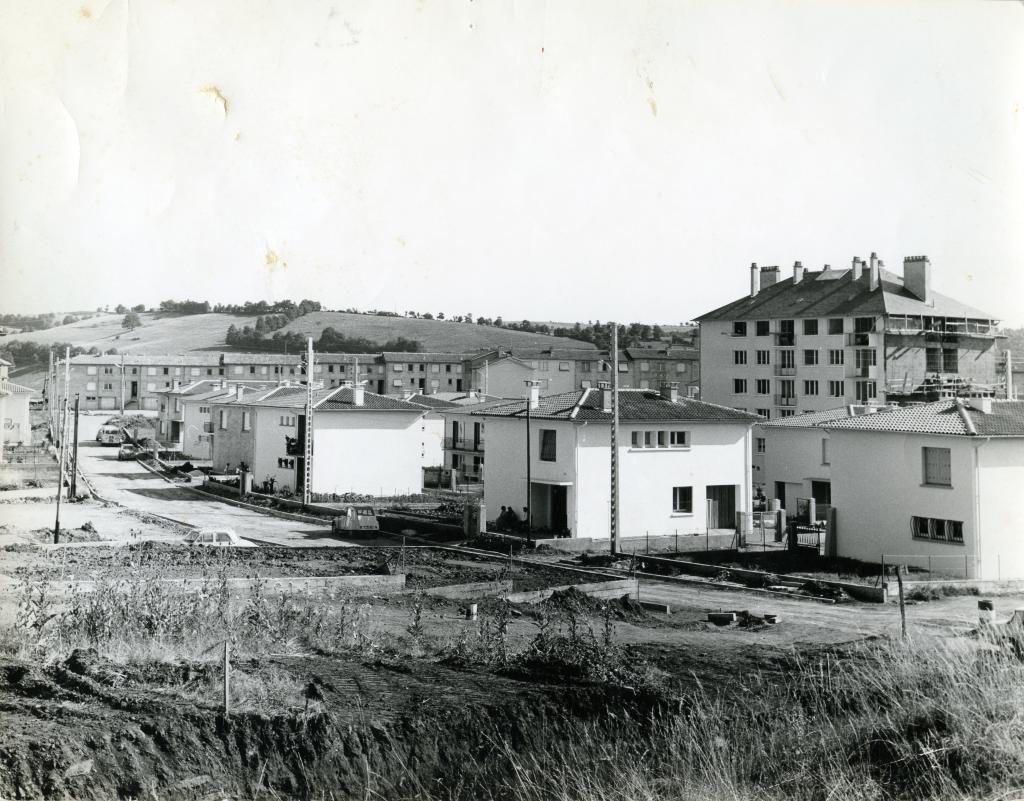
xmin=1 ymin=357 xmax=35 ymax=459
xmin=470 ymin=383 xmax=758 ymax=539
xmin=155 ymin=380 xmax=277 ymax=459
xmin=824 ymin=398 xmax=1024 ymax=580
xmin=436 ymin=392 xmax=509 ymax=485
xmin=696 ymin=255 xmax=1005 ymax=418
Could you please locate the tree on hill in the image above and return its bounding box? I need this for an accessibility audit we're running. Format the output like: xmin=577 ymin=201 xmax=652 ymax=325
xmin=131 ymin=304 xmax=146 ymax=313
xmin=115 ymin=304 xmax=127 ymax=314
xmin=122 ymin=312 xmax=142 ymax=332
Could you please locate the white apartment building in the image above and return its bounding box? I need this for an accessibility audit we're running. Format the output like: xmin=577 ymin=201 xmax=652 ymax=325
xmin=696 ymin=254 xmax=1004 ymax=419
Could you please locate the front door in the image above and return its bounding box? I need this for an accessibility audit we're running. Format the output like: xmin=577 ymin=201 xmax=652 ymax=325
xmin=550 ymin=485 xmax=568 ymax=533
xmin=130 ymin=381 xmax=138 ymax=398
xmin=774 ymin=480 xmax=786 ymax=508
xmin=706 ymin=484 xmax=737 ymax=529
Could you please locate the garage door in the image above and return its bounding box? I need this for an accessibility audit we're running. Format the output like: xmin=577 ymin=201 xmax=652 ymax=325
xmin=100 ymin=396 xmax=117 ymax=410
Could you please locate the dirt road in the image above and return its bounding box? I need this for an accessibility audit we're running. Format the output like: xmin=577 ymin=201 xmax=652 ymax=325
xmin=71 ymin=414 xmax=353 ymax=547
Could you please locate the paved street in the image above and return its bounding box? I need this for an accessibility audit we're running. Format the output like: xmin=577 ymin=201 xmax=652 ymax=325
xmin=72 ymin=413 xmax=353 ymax=547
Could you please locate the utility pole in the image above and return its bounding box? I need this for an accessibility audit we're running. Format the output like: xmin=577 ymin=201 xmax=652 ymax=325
xmin=46 ymin=350 xmax=54 ymax=434
xmin=610 ymin=323 xmax=621 ymax=556
xmin=120 ymin=352 xmax=126 ymax=414
xmin=70 ymin=395 xmax=81 ymax=499
xmin=524 ymin=380 xmax=534 ymax=539
xmin=302 ymin=337 xmax=315 ymax=508
xmin=54 ymin=394 xmax=68 ymax=544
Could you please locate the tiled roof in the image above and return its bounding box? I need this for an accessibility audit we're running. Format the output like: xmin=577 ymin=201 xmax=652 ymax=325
xmin=70 ymin=353 xmax=222 ymax=367
xmin=471 ymin=388 xmax=760 ymax=423
xmin=381 ymin=352 xmax=466 ymax=363
xmin=823 ymin=400 xmax=1024 ymax=437
xmin=316 ymin=387 xmax=427 ymax=412
xmin=695 ymin=267 xmax=996 ymax=322
xmin=759 ymin=406 xmax=896 ymax=428
xmin=624 ymin=347 xmax=700 ymax=361
xmin=215 ymin=386 xmax=306 ymax=407
xmin=222 ymin=353 xmax=302 ymax=365
xmin=406 ymin=394 xmax=462 ymax=410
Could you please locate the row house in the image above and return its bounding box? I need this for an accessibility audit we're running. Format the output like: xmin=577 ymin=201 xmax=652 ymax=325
xmin=463 ymin=347 xmax=699 ymax=399
xmin=211 ymin=384 xmax=428 ymax=496
xmin=472 ymin=382 xmax=758 ymax=538
xmin=380 ymin=352 xmax=466 ymax=395
xmin=695 ymin=254 xmax=1004 ymax=418
xmin=1 ymin=357 xmax=34 ymax=459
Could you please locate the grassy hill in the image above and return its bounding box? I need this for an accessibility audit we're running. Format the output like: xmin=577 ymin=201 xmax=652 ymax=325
xmin=277 ymin=312 xmax=595 ymax=352
xmin=0 ymin=310 xmax=596 ymax=368
xmin=0 ymin=313 xmax=259 ymax=354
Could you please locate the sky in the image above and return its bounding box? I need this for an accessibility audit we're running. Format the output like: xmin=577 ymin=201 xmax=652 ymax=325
xmin=1 ymin=0 xmax=1022 ymax=326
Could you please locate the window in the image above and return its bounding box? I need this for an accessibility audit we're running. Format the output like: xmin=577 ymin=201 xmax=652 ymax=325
xmin=828 ymin=380 xmax=845 ymax=397
xmin=580 ymin=361 xmax=592 ymax=373
xmin=242 ymin=412 xmax=251 ymax=432
xmin=539 ymin=430 xmax=557 ymax=461
xmin=855 ymin=381 xmax=877 ymax=402
xmin=538 ymin=361 xmax=550 ymax=371
xmin=174 ymin=399 xmax=182 ymax=412
xmin=828 ymin=319 xmax=844 ymax=335
xmin=672 ymin=486 xmax=693 ymax=514
xmin=854 ymin=317 xmax=875 ymax=333
xmin=393 ymin=364 xmax=404 ymax=372
xmin=756 ymin=379 xmax=770 ymax=394
xmin=756 ymin=408 xmax=770 ymax=419
xmin=102 ymin=383 xmax=113 ymax=391
xmin=174 ymin=367 xmax=182 ymax=376
xmin=234 ymin=366 xmax=243 ymax=375
xmin=755 ymin=320 xmax=770 ymax=336
xmin=191 ymin=368 xmax=200 ymax=376
xmin=432 ymin=364 xmax=441 ymax=373
xmin=756 ymin=437 xmax=766 ymax=454
xmin=643 ymin=431 xmax=654 ymax=448
xmin=163 ymin=367 xmax=169 ymax=375
xmin=779 ymin=350 xmax=795 ymax=369
xmin=675 ymin=362 xmax=687 ymax=374
xmin=942 ymin=348 xmax=958 ymax=372
xmin=199 ymin=406 xmax=210 ymax=414
xmin=618 ymin=363 xmax=628 ymax=373
xmin=392 ymin=379 xmax=404 ymax=387
xmin=86 ymin=382 xmax=97 ymax=391
xmin=277 ymin=458 xmax=296 ymax=469
xmin=732 ymin=321 xmax=747 ymax=336
xmin=821 ymin=437 xmax=830 ymax=465
xmin=803 ymin=319 xmax=819 ymax=335
xmin=219 ymin=410 xmax=227 ymax=430
xmin=733 ymin=350 xmax=747 ymax=365
xmin=912 ymin=516 xmax=963 ymax=544
xmin=103 ymin=367 xmax=114 ymax=375
xmin=657 ymin=431 xmax=668 ymax=447
xmin=159 ymin=421 xmax=166 ymax=435
xmin=87 ymin=366 xmax=97 ymax=375
xmin=803 ymin=349 xmax=819 ymax=365
xmin=280 ymin=415 xmax=295 ymax=426
xmin=856 ymin=349 xmax=877 ymax=368
xmin=631 ymin=431 xmax=641 ymax=447
xmin=733 ymin=378 xmax=747 ymax=394
xmin=922 ymin=447 xmax=952 ymax=487
xmin=146 ymin=382 xmax=156 ymax=392
xmin=756 ymin=350 xmax=770 ymax=365
xmin=640 ymin=361 xmax=650 ymax=372
xmin=828 ymin=349 xmax=844 ymax=365
xmin=148 ymin=367 xmax=157 ymax=376
xmin=803 ymin=380 xmax=819 ymax=396
xmin=780 ymin=409 xmax=796 ymax=417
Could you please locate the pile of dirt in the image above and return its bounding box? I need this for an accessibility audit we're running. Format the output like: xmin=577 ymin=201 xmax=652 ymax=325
xmin=540 ymin=588 xmax=647 ymax=621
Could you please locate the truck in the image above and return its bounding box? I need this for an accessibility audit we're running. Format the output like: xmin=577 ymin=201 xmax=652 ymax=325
xmin=331 ymin=506 xmax=380 ymax=535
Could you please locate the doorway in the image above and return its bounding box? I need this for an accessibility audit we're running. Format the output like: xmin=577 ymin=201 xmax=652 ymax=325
xmin=706 ymin=484 xmax=737 ymax=529
xmin=774 ymin=481 xmax=786 ymax=508
xmin=130 ymin=381 xmax=138 ymax=398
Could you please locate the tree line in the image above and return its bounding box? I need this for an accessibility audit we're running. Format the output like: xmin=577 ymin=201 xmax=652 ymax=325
xmin=226 ymin=325 xmax=421 ymax=354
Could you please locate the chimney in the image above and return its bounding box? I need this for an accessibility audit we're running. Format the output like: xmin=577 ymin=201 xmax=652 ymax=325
xmin=235 ymin=385 xmax=244 ymax=402
xmin=750 ymin=262 xmax=760 ymax=298
xmin=760 ymin=266 xmax=780 ymax=288
xmin=353 ymin=382 xmax=365 ymax=406
xmin=851 ymin=256 xmax=862 ymax=281
xmin=966 ymin=396 xmax=992 ymax=415
xmin=525 ymin=380 xmax=540 ymax=410
xmin=903 ymin=255 xmax=932 ymax=305
xmin=598 ymin=380 xmax=612 ymax=412
xmin=793 ymin=261 xmax=804 ymax=284
xmin=220 ymin=378 xmax=227 ymax=389
xmin=868 ymin=252 xmax=880 ymax=291
xmin=660 ymin=382 xmax=680 ymax=403
xmin=467 ymin=388 xmax=478 ymax=399
xmin=173 ymin=379 xmax=180 ymax=390
xmin=1005 ymin=350 xmax=1015 ymax=400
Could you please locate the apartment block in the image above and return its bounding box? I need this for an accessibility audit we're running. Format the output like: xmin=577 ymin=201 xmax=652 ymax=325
xmin=696 ymin=255 xmax=1004 ymax=418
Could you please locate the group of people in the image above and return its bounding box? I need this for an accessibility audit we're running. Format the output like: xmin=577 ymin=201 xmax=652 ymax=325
xmin=495 ymin=505 xmax=526 ymax=533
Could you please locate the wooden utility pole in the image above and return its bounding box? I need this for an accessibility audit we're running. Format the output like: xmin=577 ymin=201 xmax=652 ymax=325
xmin=302 ymin=337 xmax=315 ymax=507
xmin=70 ymin=395 xmax=80 ymax=499
xmin=53 ymin=396 xmax=68 ymax=544
xmin=894 ymin=564 xmax=907 ymax=640
xmin=610 ymin=323 xmax=621 ymax=556
xmin=223 ymin=640 xmax=231 ymax=719
xmin=119 ymin=353 xmax=126 ymax=415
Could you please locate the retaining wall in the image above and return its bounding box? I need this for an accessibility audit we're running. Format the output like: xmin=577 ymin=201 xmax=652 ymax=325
xmin=527 ymin=533 xmax=737 ymax=553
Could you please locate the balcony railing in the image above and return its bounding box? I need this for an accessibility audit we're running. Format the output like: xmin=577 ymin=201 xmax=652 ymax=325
xmin=846 ymin=332 xmax=876 ymax=346
xmin=849 ymin=365 xmax=877 ymax=379
xmin=774 ymin=395 xmax=797 ymax=407
xmin=0 ymin=379 xmax=11 ymax=398
xmin=773 ymin=365 xmax=797 ymax=376
xmin=444 ymin=437 xmax=484 ymax=451
xmin=774 ymin=333 xmax=795 ymax=347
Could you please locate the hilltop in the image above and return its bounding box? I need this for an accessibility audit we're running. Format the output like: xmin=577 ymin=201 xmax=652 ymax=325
xmin=0 ymin=310 xmax=595 ymax=360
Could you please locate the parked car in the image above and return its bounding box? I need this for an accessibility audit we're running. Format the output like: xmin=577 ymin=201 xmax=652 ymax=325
xmin=184 ymin=528 xmax=254 ymax=547
xmin=116 ymin=444 xmax=138 ymax=461
xmin=96 ymin=424 xmax=123 ymax=446
xmin=331 ymin=506 xmax=380 ymax=534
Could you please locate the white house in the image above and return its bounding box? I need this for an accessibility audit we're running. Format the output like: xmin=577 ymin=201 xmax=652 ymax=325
xmin=1 ymin=357 xmax=35 ymax=461
xmin=215 ymin=383 xmax=428 ymax=496
xmin=472 ymin=383 xmax=759 ymax=539
xmin=824 ymin=398 xmax=1024 ymax=581
xmin=753 ymin=404 xmax=897 ymax=516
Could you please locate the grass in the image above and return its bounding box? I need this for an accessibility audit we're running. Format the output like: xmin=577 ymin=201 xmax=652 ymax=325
xmin=4 ymin=551 xmax=1024 ymax=800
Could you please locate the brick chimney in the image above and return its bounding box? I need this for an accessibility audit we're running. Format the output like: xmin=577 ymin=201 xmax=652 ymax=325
xmin=851 ymin=256 xmax=862 ymax=281
xmin=793 ymin=261 xmax=805 ymax=284
xmin=760 ymin=266 xmax=780 ymax=288
xmin=750 ymin=262 xmax=760 ymax=298
xmin=659 ymin=382 xmax=679 ymax=402
xmin=598 ymin=381 xmax=612 ymax=412
xmin=903 ymin=255 xmax=932 ymax=305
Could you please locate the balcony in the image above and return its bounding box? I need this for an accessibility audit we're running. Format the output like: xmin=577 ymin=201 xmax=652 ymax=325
xmin=774 ymin=333 xmax=795 ymax=347
xmin=774 ymin=395 xmax=797 ymax=407
xmin=848 ymin=365 xmax=878 ymax=379
xmin=846 ymin=332 xmax=876 ymax=347
xmin=0 ymin=379 xmax=11 ymax=398
xmin=773 ymin=365 xmax=797 ymax=377
xmin=444 ymin=437 xmax=485 ymax=452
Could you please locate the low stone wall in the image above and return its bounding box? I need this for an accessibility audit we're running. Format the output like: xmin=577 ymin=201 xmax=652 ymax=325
xmin=422 ymin=580 xmax=515 ymax=600
xmin=528 ymin=533 xmax=737 ymax=553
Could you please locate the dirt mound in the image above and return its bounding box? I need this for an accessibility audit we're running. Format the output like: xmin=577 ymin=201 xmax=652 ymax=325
xmin=541 ymin=588 xmax=646 ymax=621
xmin=0 ymin=651 xmax=645 ymax=800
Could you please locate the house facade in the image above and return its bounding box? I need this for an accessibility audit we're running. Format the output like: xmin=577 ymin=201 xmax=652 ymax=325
xmin=1 ymin=358 xmax=35 ymax=459
xmin=473 ymin=383 xmax=758 ymax=539
xmin=824 ymin=398 xmax=1024 ymax=581
xmin=696 ymin=255 xmax=1004 ymax=419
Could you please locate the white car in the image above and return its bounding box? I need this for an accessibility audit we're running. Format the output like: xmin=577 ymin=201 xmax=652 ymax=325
xmin=184 ymin=528 xmax=254 ymax=547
